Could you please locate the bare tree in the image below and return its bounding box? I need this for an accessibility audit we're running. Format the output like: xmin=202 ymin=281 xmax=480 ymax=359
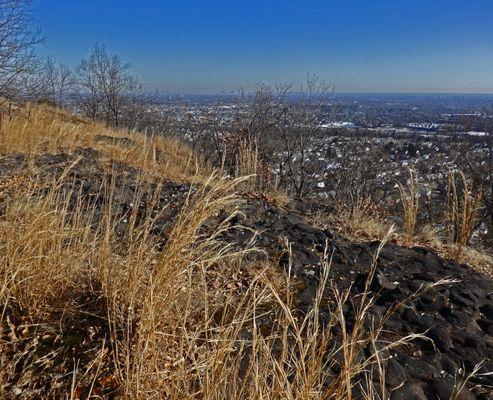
xmin=75 ymin=44 xmax=132 ymax=126
xmin=276 ymin=75 xmax=335 ymax=196
xmin=0 ymin=0 xmax=40 ymax=97
xmin=119 ymin=76 xmax=165 ymax=131
xmin=203 ymin=84 xmax=289 ymax=175
xmin=16 ymin=61 xmax=47 ymax=117
xmin=42 ymin=56 xmax=74 ymax=107
xmin=326 ymin=136 xmax=393 ymax=214
xmin=74 ymin=44 xmax=158 ymax=129
xmin=196 ymin=77 xmax=334 ymax=196
xmin=74 ymin=50 xmax=102 ymax=121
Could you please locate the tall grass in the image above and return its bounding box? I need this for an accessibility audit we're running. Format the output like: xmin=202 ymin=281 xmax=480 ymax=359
xmin=235 ymin=138 xmax=260 ymax=191
xmin=234 ymin=137 xmax=282 ymax=196
xmin=446 ymin=171 xmax=483 ymax=261
xmin=333 ymin=198 xmax=391 ymax=241
xmin=397 ymin=169 xmax=419 ymax=245
xmin=0 ymin=169 xmax=435 ymax=398
xmin=0 ymin=180 xmax=108 ymax=397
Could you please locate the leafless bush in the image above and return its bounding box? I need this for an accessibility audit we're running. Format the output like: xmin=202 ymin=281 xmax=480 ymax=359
xmin=276 ymin=75 xmax=335 ymax=197
xmin=202 ymin=76 xmax=334 ymax=197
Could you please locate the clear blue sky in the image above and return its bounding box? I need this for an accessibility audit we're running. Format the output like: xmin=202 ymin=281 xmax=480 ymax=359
xmin=33 ymin=0 xmax=493 ymax=94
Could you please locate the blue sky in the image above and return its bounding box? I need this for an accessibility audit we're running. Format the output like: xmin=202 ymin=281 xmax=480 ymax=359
xmin=33 ymin=0 xmax=493 ymax=94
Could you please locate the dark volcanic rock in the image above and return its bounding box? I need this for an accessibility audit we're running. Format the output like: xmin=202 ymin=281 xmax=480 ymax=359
xmin=432 ymin=376 xmax=475 ymax=400
xmin=390 ymin=383 xmax=427 ymax=400
xmin=385 ymin=358 xmax=407 ymax=387
xmin=217 ymin=197 xmax=493 ymax=398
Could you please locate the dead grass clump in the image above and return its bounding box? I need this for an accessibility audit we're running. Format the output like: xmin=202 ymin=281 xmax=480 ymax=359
xmin=332 ymin=198 xmax=392 ymax=241
xmin=0 ymin=182 xmax=116 ymax=398
xmin=235 ymin=138 xmax=260 ymax=191
xmin=397 ymin=169 xmax=419 ymax=245
xmin=446 ymin=171 xmax=483 ymax=261
xmin=0 ymin=192 xmax=88 ymax=317
xmin=415 ymin=224 xmax=442 ymax=249
xmin=441 ymin=245 xmax=493 ymax=278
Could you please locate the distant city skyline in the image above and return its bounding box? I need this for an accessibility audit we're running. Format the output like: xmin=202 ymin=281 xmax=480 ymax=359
xmin=33 ymin=0 xmax=493 ymax=94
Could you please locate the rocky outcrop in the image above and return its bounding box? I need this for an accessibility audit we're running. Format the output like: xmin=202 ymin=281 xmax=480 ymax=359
xmin=218 ymin=201 xmax=493 ymax=399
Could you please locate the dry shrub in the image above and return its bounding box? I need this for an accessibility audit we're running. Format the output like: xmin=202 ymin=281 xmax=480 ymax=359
xmin=333 ymin=198 xmax=392 ymax=241
xmin=446 ymin=171 xmax=483 ymax=261
xmin=397 ymin=169 xmax=419 ymax=245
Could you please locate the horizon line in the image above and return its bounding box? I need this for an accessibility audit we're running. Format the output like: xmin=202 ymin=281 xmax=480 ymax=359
xmin=154 ymin=91 xmax=493 ymax=96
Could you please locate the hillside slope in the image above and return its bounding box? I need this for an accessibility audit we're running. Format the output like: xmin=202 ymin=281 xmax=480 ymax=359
xmin=0 ymin=105 xmax=492 ymax=399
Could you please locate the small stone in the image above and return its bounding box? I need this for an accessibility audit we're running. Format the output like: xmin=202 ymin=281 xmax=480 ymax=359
xmin=377 ymin=273 xmax=398 ymax=290
xmin=385 ymin=359 xmax=407 ymax=387
xmin=432 ymin=376 xmax=475 ymax=400
xmin=428 ymin=327 xmax=453 ymax=352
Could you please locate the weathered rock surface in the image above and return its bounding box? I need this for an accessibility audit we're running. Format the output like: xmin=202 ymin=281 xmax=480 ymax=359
xmin=1 ymin=150 xmax=492 ymax=398
xmin=218 ymin=199 xmax=493 ymax=399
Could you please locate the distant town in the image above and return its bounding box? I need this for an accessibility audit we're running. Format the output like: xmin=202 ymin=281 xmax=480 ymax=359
xmin=144 ymin=93 xmax=492 ymax=235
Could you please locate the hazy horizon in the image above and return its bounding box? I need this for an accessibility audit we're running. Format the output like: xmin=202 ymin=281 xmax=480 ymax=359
xmin=156 ymin=91 xmax=493 ymax=97
xmin=33 ymin=0 xmax=493 ymax=94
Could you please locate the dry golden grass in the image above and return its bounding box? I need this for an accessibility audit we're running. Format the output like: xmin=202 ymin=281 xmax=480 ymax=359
xmin=0 ymin=103 xmax=207 ymax=182
xmin=233 ymin=137 xmax=288 ymax=207
xmin=319 ymin=198 xmax=493 ymax=277
xmin=235 ymin=138 xmax=260 ymax=191
xmin=398 ymin=169 xmax=419 ymax=246
xmin=438 ymin=244 xmax=493 ymax=278
xmin=0 ymin=186 xmax=109 ymax=397
xmin=446 ymin=171 xmax=483 ymax=262
xmin=328 ymin=199 xmax=394 ymax=242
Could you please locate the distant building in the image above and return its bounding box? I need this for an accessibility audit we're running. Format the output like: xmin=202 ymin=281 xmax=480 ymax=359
xmin=320 ymin=121 xmax=357 ymax=129
xmin=407 ymin=123 xmax=439 ymax=132
xmin=466 ymin=131 xmax=488 ymax=137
